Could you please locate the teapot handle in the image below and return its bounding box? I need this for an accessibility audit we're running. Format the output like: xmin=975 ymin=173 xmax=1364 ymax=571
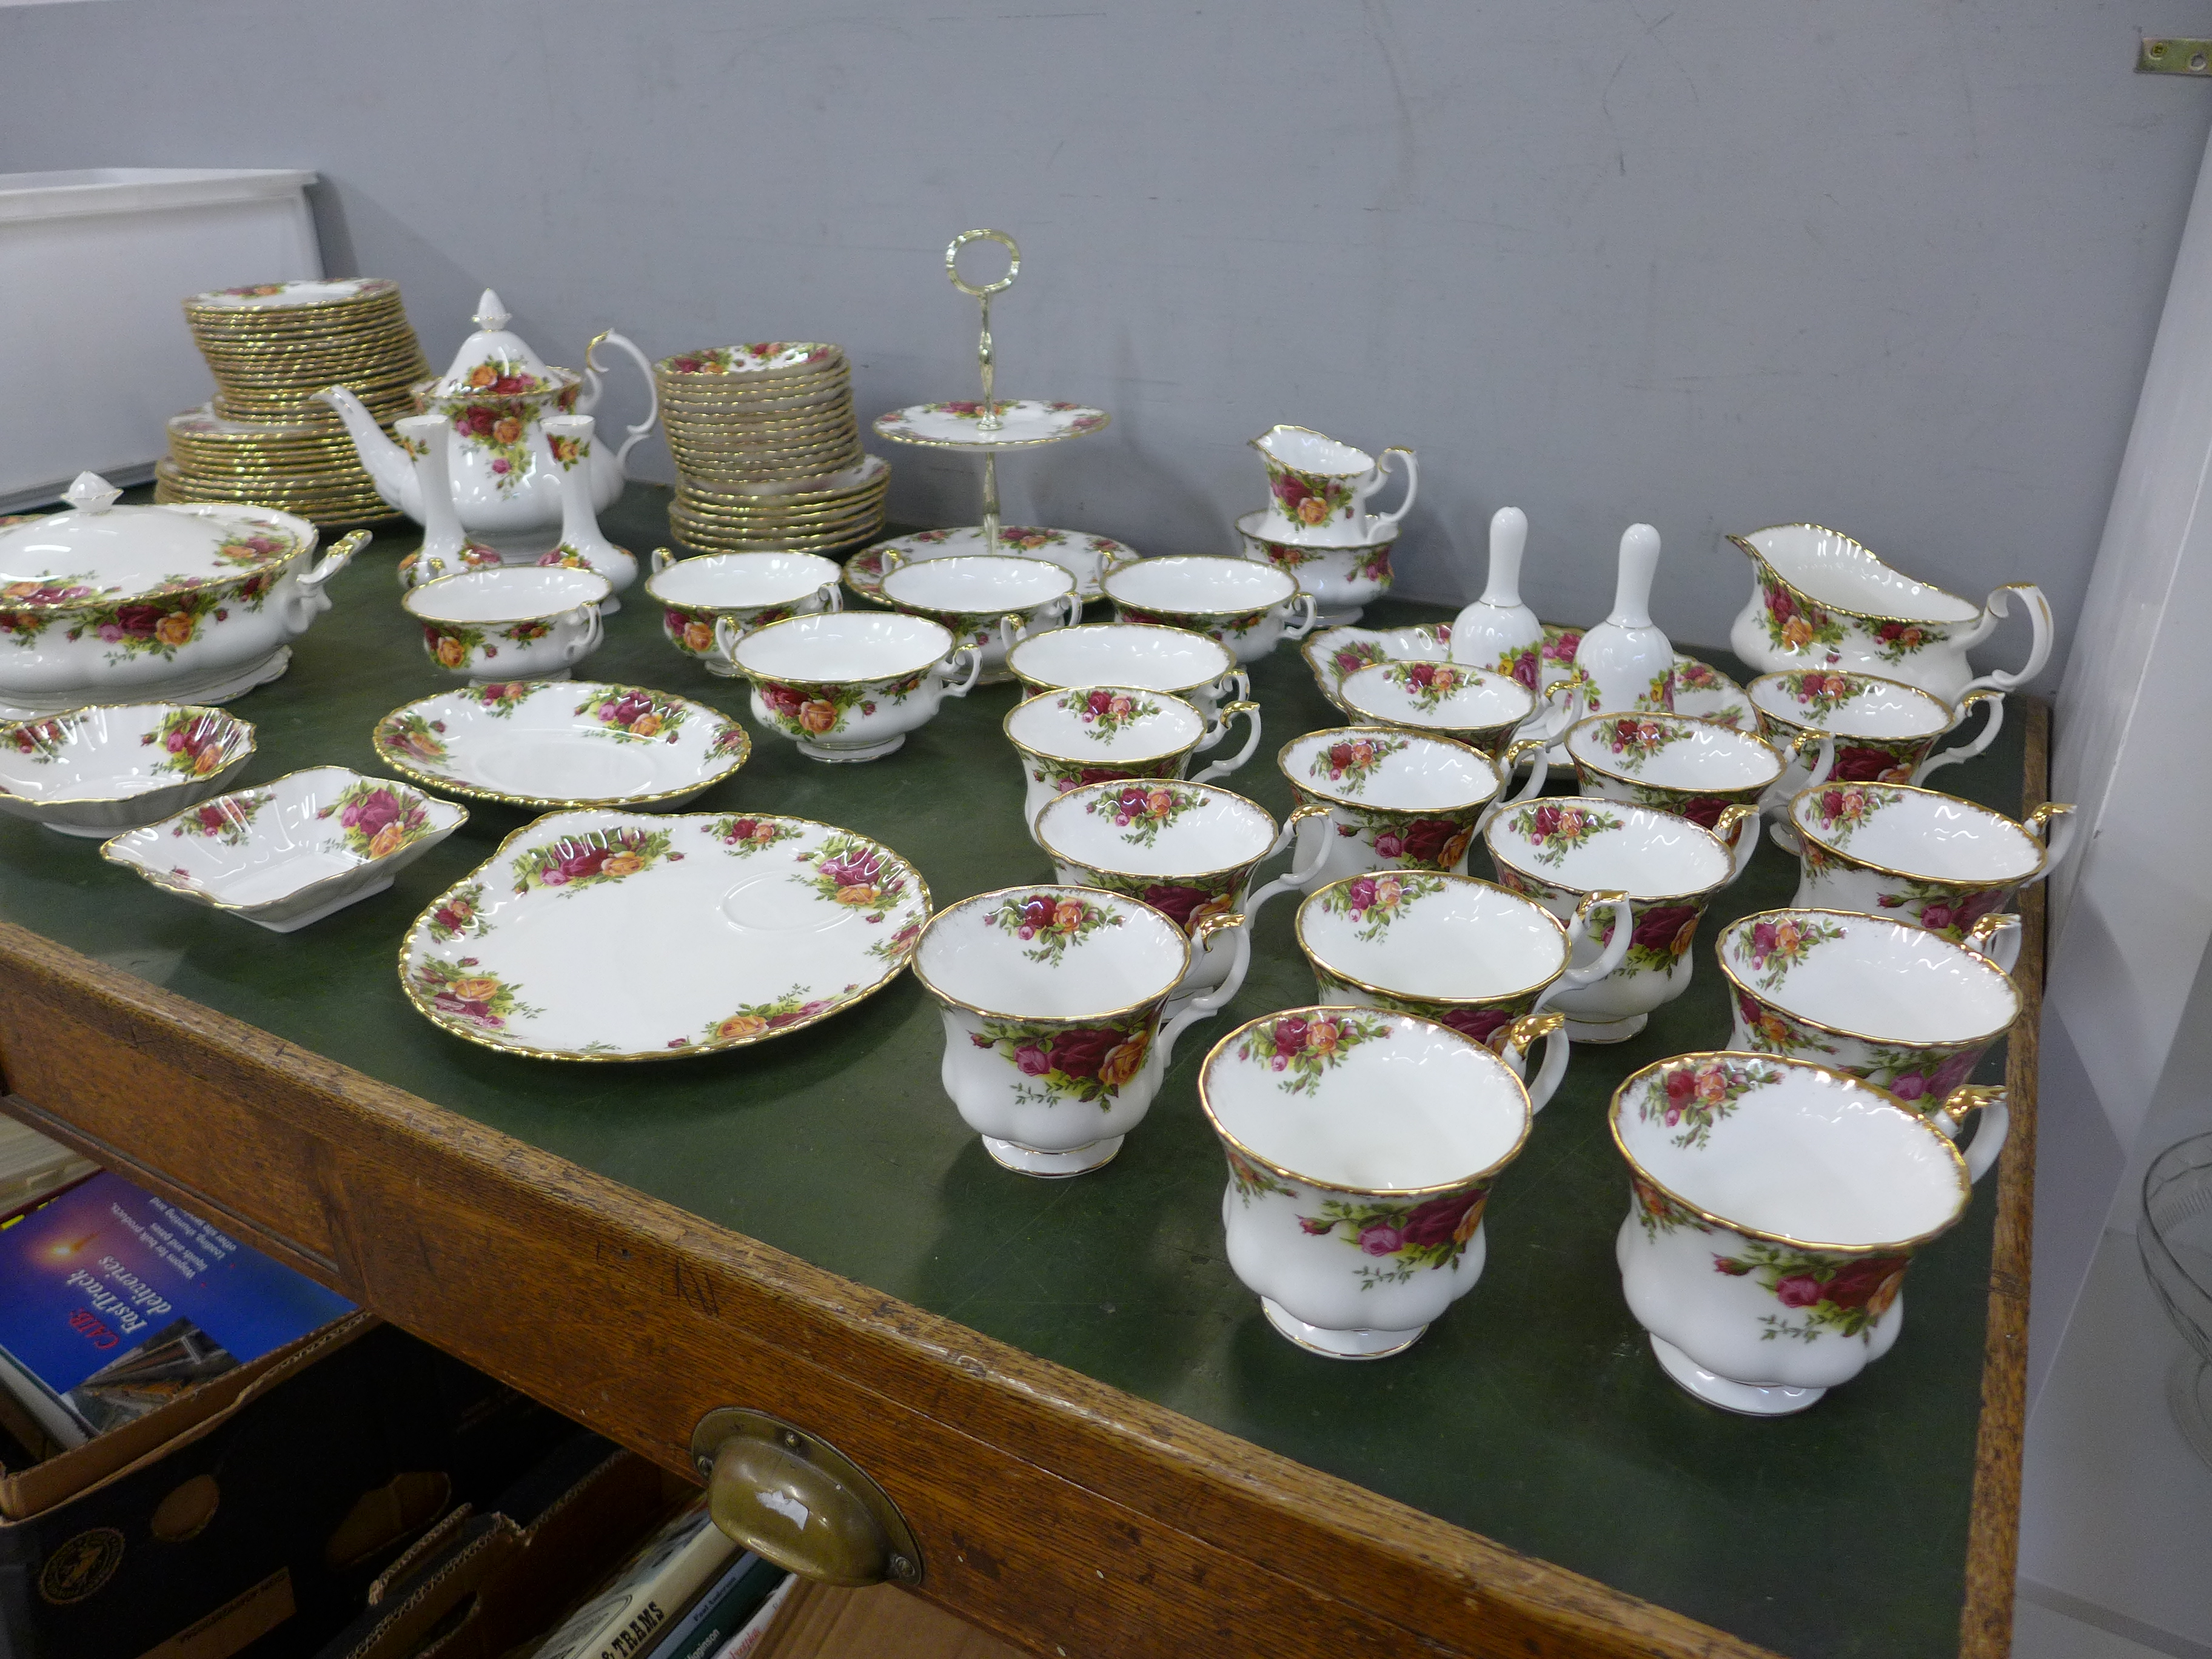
xmin=1189 ymin=701 xmax=1262 ymax=783
xmin=1364 ymin=447 xmax=1419 ymax=538
xmin=1957 ymin=584 xmax=2053 ymax=699
xmin=1914 ymin=689 xmax=2006 ymax=783
xmin=585 ymin=330 xmax=660 ymax=478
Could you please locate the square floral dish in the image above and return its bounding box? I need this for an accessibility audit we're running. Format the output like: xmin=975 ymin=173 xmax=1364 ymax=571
xmin=101 ymin=765 xmax=466 ymax=933
xmin=0 ymin=702 xmax=254 ymax=837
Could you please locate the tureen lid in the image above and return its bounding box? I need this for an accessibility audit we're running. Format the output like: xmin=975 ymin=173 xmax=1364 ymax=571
xmin=0 ymin=474 xmax=313 ymax=609
xmin=429 ymin=289 xmax=562 ymax=398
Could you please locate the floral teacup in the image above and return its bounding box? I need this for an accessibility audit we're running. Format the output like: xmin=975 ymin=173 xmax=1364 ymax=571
xmin=1234 ymin=510 xmax=1394 ymax=625
xmin=1278 ymin=726 xmax=1546 ymax=894
xmin=1566 ymin=711 xmax=1812 ymax=857
xmin=911 ymin=884 xmax=1252 ymax=1176
xmin=1749 ymin=669 xmax=2005 ymax=826
xmin=1295 ymin=873 xmax=1632 ymax=1112
xmin=1250 ymin=425 xmax=1418 ymax=546
xmin=728 ymin=611 xmax=982 ymax=763
xmin=1611 ymin=1051 xmax=2006 ymax=1414
xmin=403 ymin=565 xmax=609 ymax=683
xmin=1201 ymin=1006 xmax=1529 ymax=1359
xmin=1717 ymin=908 xmax=2020 ymax=1113
xmin=1337 ymin=659 xmax=1545 ymax=757
xmin=1789 ymin=782 xmax=2078 ymax=943
xmin=1036 ymin=781 xmax=1329 ymax=1004
xmin=880 ymin=553 xmax=1081 ymax=685
xmin=1483 ymin=798 xmax=1752 ymax=1043
xmin=644 ymin=547 xmax=841 ymax=675
xmin=1004 ymin=685 xmax=1262 ymax=836
xmin=1007 ymin=623 xmax=1250 ymax=722
xmin=1104 ymin=554 xmax=1320 ymax=665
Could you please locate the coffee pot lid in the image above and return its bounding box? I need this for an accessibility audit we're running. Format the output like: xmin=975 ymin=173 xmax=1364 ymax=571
xmin=429 ymin=289 xmax=560 ymax=398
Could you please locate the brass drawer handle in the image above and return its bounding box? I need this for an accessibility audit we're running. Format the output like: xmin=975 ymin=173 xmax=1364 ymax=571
xmin=691 ymin=1408 xmax=922 ymax=1587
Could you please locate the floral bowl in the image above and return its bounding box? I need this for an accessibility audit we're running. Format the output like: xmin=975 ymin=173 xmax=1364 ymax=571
xmin=728 ymin=611 xmax=981 ymax=762
xmin=1277 ymin=725 xmax=1541 ymax=894
xmin=372 ymin=680 xmax=749 ymax=810
xmin=880 ymin=553 xmax=1079 ymax=683
xmin=101 ymin=765 xmax=465 ymax=933
xmin=911 ymin=884 xmax=1252 ymax=1176
xmin=403 ymin=565 xmax=609 ymax=682
xmin=0 ymin=703 xmax=254 ymax=837
xmin=644 ymin=548 xmax=842 ymax=675
xmin=1103 ymin=554 xmax=1319 ymax=664
xmin=1337 ymin=659 xmax=1538 ymax=756
xmin=1200 ymin=1005 xmax=1527 ymax=1359
xmin=1003 ymin=685 xmax=1262 ymax=836
xmin=1006 ymin=623 xmax=1250 ymax=721
xmin=1235 ymin=509 xmax=1394 ymax=625
xmin=1717 ymin=908 xmax=2020 ymax=1109
xmin=1788 ymin=782 xmax=2077 ymax=943
xmin=0 ymin=474 xmax=364 ymax=717
xmin=1566 ymin=711 xmax=1794 ymax=837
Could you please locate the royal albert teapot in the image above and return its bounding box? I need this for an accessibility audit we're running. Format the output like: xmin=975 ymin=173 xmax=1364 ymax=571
xmin=319 ymin=290 xmax=657 ymax=558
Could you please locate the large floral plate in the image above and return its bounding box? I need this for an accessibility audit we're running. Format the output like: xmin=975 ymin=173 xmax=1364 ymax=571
xmin=400 ymin=809 xmax=928 ymax=1060
xmin=1304 ymin=625 xmax=1752 ymax=736
xmin=372 ymin=680 xmax=750 ymax=811
xmin=871 ymin=400 xmax=1110 ymax=449
xmin=845 ymin=525 xmax=1137 ymax=604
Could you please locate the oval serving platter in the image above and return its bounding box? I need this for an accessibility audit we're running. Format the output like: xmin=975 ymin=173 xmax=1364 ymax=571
xmin=400 ymin=809 xmax=930 ymax=1060
xmin=372 ymin=680 xmax=749 ymax=811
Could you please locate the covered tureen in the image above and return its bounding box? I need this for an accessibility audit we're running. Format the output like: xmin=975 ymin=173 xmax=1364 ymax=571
xmin=0 ymin=473 xmax=361 ymax=716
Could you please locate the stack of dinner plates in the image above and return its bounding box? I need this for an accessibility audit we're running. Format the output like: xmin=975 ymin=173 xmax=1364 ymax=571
xmin=657 ymin=343 xmax=886 ymax=553
xmin=155 ymin=278 xmax=428 ymax=524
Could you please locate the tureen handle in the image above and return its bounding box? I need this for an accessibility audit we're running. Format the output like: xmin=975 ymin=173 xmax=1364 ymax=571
xmin=1188 ymin=701 xmax=1262 ymax=782
xmin=1956 ymin=583 xmax=2053 ymax=699
xmin=1543 ymin=890 xmax=1634 ymax=999
xmin=1913 ymin=688 xmax=2006 ymax=783
xmin=584 ymin=331 xmax=660 ymax=478
xmin=1153 ymin=913 xmax=1253 ymax=1068
xmin=64 ymin=471 xmax=122 ymax=514
xmin=1498 ymin=1011 xmax=1569 ymax=1113
xmin=1932 ymin=1084 xmax=2010 ymax=1181
xmin=279 ymin=529 xmax=367 ymax=632
xmin=1962 ymin=913 xmax=2023 ymax=974
xmin=301 ymin=528 xmax=369 ymax=591
xmin=1279 ymin=592 xmax=1322 ymax=643
xmin=1712 ymin=802 xmax=1762 ymax=881
xmin=2017 ymin=800 xmax=2079 ymax=886
xmin=1477 ymin=739 xmax=1552 ymax=833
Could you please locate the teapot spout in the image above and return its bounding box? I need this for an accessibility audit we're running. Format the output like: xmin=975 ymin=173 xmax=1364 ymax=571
xmin=313 ymin=385 xmax=418 ymax=518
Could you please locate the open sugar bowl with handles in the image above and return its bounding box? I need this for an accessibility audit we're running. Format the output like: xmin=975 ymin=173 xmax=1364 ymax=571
xmin=1034 ymin=780 xmax=1327 ymax=1006
xmin=402 ymin=566 xmax=608 ymax=683
xmin=1566 ymin=711 xmax=1822 ymax=863
xmin=1717 ymin=907 xmax=2021 ymax=1112
xmin=1727 ymin=522 xmax=2053 ymax=705
xmin=1103 ymin=554 xmax=1319 ymax=665
xmin=1788 ymin=781 xmax=2077 ymax=944
xmin=644 ymin=548 xmax=842 ymax=675
xmin=727 ymin=611 xmax=982 ymax=762
xmin=879 ymin=551 xmax=1081 ymax=683
xmin=1003 ymin=685 xmax=1262 ymax=838
xmin=1610 ymin=1051 xmax=2007 ymax=1415
xmin=911 ymin=884 xmax=1252 ymax=1177
xmin=1006 ymin=623 xmax=1250 ymax=723
xmin=1277 ymin=726 xmax=1549 ymax=895
xmin=1200 ymin=1007 xmax=1530 ymax=1359
xmin=1295 ymin=871 xmax=1634 ymax=1118
xmin=1249 ymin=425 xmax=1417 ymax=547
xmin=1483 ymin=797 xmax=1755 ymax=1044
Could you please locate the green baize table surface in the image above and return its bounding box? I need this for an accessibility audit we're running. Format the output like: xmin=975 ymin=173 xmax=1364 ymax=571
xmin=0 ymin=488 xmax=2025 ymax=1659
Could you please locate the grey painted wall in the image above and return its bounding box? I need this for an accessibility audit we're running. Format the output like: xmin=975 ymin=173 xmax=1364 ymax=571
xmin=3 ymin=1 xmax=2203 ymax=665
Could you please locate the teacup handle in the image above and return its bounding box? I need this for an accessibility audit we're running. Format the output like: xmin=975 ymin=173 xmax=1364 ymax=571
xmin=1476 ymin=738 xmax=1552 ymax=833
xmin=1188 ymin=700 xmax=1262 ymax=783
xmin=1761 ymin=730 xmax=1834 ymax=822
xmin=1498 ymin=1011 xmax=1569 ymax=1113
xmin=995 ymin=612 xmax=1030 ymax=659
xmin=1517 ymin=667 xmax=1589 ymax=748
xmin=649 ymin=545 xmax=678 ymax=575
xmin=560 ymin=605 xmax=604 ymax=665
xmin=1932 ymin=1084 xmax=2010 ymax=1180
xmin=818 ymin=580 xmax=845 ymax=614
xmin=1278 ymin=592 xmax=1321 ymax=642
xmin=879 ymin=547 xmax=908 ymax=576
xmin=938 ymin=645 xmax=985 ymax=699
xmin=2019 ymin=800 xmax=2079 ymax=886
xmin=1712 ymin=803 xmax=1761 ymax=881
xmin=1541 ymin=889 xmax=1633 ymax=999
xmin=1914 ymin=689 xmax=2005 ymax=783
xmin=1053 ymin=591 xmax=1083 ymax=630
xmin=1962 ymin=913 xmax=2023 ymax=974
xmin=1155 ymin=913 xmax=1253 ymax=1068
xmin=1236 ymin=803 xmax=1333 ymax=922
xmin=1212 ymin=668 xmax=1253 ymax=708
xmin=1957 ymin=584 xmax=2054 ymax=699
xmin=1364 ymin=447 xmax=1418 ymax=538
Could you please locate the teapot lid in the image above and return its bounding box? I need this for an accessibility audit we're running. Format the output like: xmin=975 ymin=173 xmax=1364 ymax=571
xmin=429 ymin=289 xmax=561 ymax=398
xmin=0 ymin=473 xmax=312 ymax=608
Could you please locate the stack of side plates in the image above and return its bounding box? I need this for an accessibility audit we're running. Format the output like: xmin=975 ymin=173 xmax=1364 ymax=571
xmin=657 ymin=343 xmax=886 ymax=553
xmin=156 ymin=278 xmax=427 ymax=525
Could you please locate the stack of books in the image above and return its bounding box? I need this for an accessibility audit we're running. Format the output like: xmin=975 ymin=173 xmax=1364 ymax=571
xmin=530 ymin=1496 xmax=793 ymax=1659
